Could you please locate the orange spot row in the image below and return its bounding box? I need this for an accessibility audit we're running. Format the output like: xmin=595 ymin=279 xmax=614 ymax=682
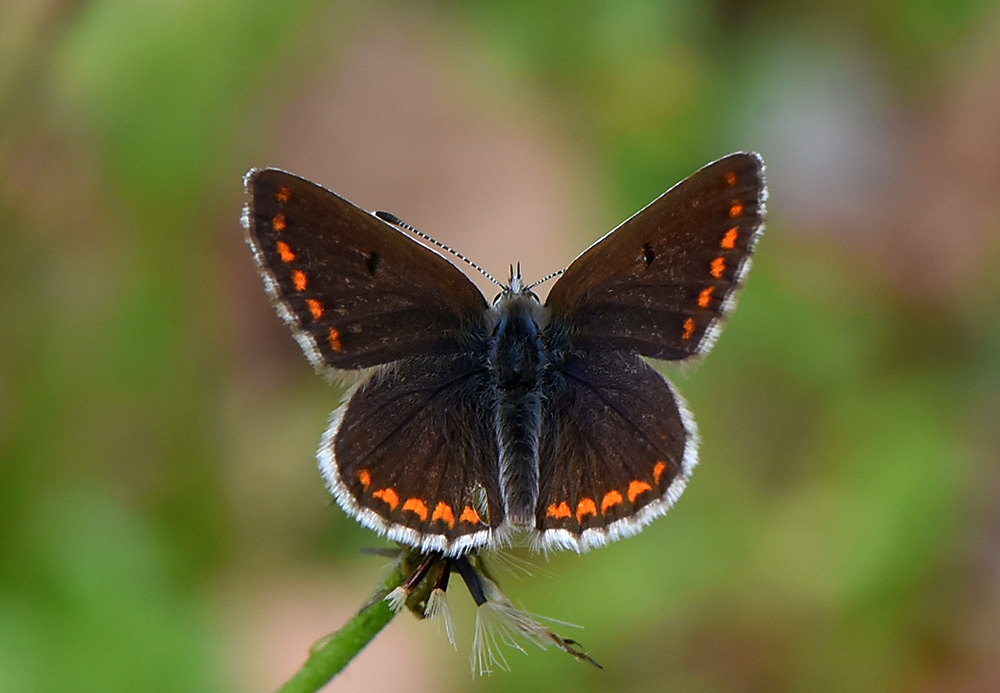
xmin=271 ymin=213 xmax=286 ymax=232
xmin=292 ymin=270 xmax=307 ymax=291
xmin=363 ymin=459 xmax=672 ymax=532
xmin=276 ymin=186 xmax=291 ymax=203
xmin=360 ymin=470 xmax=483 ymax=530
xmin=682 ymin=316 xmax=695 ymax=341
xmin=725 ymin=170 xmax=738 ymax=186
xmin=276 ymin=241 xmax=295 ymax=263
xmin=544 ymin=461 xmax=667 ymax=523
xmin=327 ymin=327 xmax=342 ymax=352
xmin=729 ymin=201 xmax=743 ymax=218
xmin=306 ymin=298 xmax=323 ymax=320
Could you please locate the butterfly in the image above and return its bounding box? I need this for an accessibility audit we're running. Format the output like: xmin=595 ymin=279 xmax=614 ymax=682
xmin=241 ymin=152 xmax=766 ymax=556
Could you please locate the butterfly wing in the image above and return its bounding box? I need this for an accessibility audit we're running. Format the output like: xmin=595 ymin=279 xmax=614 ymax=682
xmin=535 ymin=349 xmax=697 ymax=550
xmin=319 ymin=351 xmax=503 ymax=556
xmin=534 ymin=152 xmax=766 ymax=549
xmin=244 ymin=169 xmax=501 ymax=554
xmin=242 ymin=168 xmax=488 ymax=371
xmin=544 ymin=152 xmax=766 ymax=360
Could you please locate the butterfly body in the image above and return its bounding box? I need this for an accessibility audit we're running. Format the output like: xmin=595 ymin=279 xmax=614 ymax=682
xmin=242 ymin=153 xmax=766 ymax=556
xmin=489 ymin=281 xmax=546 ymax=528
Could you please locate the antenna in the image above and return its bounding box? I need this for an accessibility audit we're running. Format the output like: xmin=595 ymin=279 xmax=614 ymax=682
xmin=525 ymin=268 xmax=564 ymax=292
xmin=375 ymin=211 xmax=505 ymax=290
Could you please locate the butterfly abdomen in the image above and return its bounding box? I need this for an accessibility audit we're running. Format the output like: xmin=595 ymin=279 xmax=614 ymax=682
xmin=489 ymin=293 xmax=545 ymax=527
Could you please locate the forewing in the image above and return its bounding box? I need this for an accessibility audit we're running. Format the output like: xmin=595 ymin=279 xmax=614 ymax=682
xmin=242 ymin=168 xmax=488 ymax=370
xmin=545 ymin=152 xmax=766 ymax=361
xmin=319 ymin=352 xmax=503 ymax=556
xmin=535 ymin=349 xmax=697 ymax=551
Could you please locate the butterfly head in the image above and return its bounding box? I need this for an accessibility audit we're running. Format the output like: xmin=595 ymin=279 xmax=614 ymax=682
xmin=492 ymin=263 xmax=539 ymax=305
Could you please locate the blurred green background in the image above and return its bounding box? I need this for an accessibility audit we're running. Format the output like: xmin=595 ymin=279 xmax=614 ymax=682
xmin=3 ymin=1 xmax=999 ymax=691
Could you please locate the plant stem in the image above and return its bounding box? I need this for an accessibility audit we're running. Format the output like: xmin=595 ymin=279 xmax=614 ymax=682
xmin=276 ymin=565 xmax=403 ymax=693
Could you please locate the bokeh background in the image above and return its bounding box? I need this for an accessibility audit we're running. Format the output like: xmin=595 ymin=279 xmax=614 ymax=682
xmin=3 ymin=1 xmax=999 ymax=691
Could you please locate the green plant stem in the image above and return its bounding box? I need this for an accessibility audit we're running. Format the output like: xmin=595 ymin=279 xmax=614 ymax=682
xmin=276 ymin=566 xmax=403 ymax=693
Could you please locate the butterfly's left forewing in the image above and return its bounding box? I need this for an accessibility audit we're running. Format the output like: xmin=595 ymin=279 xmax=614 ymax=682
xmin=243 ymin=168 xmax=488 ymax=371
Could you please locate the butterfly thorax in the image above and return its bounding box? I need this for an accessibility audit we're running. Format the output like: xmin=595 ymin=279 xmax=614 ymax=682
xmin=489 ymin=287 xmax=547 ymax=528
xmin=489 ymin=291 xmax=543 ymax=389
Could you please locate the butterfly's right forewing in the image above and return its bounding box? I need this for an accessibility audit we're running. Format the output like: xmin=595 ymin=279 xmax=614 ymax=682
xmin=545 ymin=152 xmax=765 ymax=361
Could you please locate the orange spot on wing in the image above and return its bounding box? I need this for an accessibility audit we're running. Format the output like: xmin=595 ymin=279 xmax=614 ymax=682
xmin=697 ymin=286 xmax=714 ymax=308
xmin=276 ymin=186 xmax=291 ymax=203
xmin=710 ymin=257 xmax=726 ymax=278
xmin=357 ymin=469 xmax=371 ymax=490
xmin=327 ymin=327 xmax=342 ymax=352
xmin=306 ymin=298 xmax=323 ymax=320
xmin=628 ymin=480 xmax=653 ymax=503
xmin=729 ymin=201 xmax=744 ymax=218
xmin=372 ymin=487 xmax=399 ymax=510
xmin=682 ymin=317 xmax=695 ymax=341
xmin=721 ymin=227 xmax=738 ymax=249
xmin=276 ymin=241 xmax=295 ymax=263
xmin=292 ymin=270 xmax=307 ymax=291
xmin=725 ymin=171 xmax=738 ymax=186
xmin=431 ymin=502 xmax=455 ymax=528
xmin=546 ymin=501 xmax=571 ymax=519
xmin=402 ymin=498 xmax=429 ymax=521
xmin=600 ymin=490 xmax=623 ymax=513
xmin=459 ymin=505 xmax=481 ymax=524
xmin=653 ymin=461 xmax=667 ymax=485
xmin=272 ymin=213 xmax=286 ymax=232
xmin=576 ymin=498 xmax=597 ymax=523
